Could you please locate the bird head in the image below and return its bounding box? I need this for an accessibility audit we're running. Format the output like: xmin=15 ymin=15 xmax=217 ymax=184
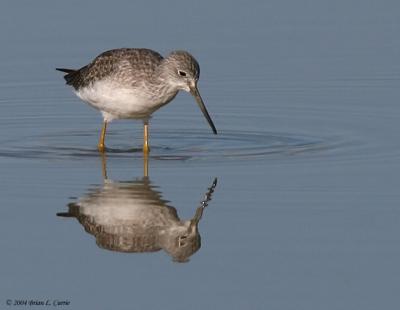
xmin=162 ymin=51 xmax=217 ymax=134
xmin=158 ymin=221 xmax=201 ymax=263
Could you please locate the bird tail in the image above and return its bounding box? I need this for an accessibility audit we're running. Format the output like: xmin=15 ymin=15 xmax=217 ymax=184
xmin=56 ymin=68 xmax=75 ymax=74
xmin=56 ymin=203 xmax=79 ymax=218
xmin=56 ymin=67 xmax=79 ymax=85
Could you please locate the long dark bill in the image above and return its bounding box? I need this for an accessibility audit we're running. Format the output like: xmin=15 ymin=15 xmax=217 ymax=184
xmin=190 ymin=85 xmax=217 ymax=135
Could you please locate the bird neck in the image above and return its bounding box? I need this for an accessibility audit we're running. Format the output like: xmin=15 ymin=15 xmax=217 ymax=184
xmin=150 ymin=66 xmax=180 ymax=100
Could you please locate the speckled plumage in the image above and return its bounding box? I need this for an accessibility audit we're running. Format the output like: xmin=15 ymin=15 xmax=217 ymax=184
xmin=57 ymin=177 xmax=217 ymax=262
xmin=56 ymin=48 xmax=216 ymax=151
xmin=61 ymin=49 xmax=164 ymax=90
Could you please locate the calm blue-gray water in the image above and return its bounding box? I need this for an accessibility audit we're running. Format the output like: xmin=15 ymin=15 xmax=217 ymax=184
xmin=1 ymin=1 xmax=400 ymax=309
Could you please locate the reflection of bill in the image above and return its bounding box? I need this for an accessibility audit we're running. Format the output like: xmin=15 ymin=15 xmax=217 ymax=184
xmin=58 ymin=155 xmax=217 ymax=263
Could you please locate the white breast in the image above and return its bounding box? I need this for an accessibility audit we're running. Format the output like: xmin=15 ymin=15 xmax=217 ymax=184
xmin=75 ymin=79 xmax=162 ymax=121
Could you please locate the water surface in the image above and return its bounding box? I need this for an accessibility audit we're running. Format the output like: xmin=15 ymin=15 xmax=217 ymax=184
xmin=1 ymin=1 xmax=400 ymax=309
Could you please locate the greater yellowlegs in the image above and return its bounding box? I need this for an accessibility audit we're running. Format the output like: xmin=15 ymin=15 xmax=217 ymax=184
xmin=57 ymin=153 xmax=218 ymax=262
xmin=56 ymin=48 xmax=217 ymax=153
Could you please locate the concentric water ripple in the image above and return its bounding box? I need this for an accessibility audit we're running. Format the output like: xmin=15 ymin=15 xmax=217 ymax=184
xmin=0 ymin=128 xmax=349 ymax=162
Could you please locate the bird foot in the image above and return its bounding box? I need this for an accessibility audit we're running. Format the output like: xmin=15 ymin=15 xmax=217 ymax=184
xmin=143 ymin=144 xmax=150 ymax=154
xmin=98 ymin=143 xmax=106 ymax=153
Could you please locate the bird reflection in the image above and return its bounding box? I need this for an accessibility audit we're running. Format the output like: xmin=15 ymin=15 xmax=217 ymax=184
xmin=57 ymin=155 xmax=217 ymax=262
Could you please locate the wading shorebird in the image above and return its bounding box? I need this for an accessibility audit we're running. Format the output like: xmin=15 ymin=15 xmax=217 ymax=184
xmin=57 ymin=155 xmax=218 ymax=263
xmin=56 ymin=48 xmax=217 ymax=153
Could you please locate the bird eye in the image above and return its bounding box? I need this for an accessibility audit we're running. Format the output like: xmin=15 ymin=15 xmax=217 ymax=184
xmin=178 ymin=235 xmax=188 ymax=247
xmin=178 ymin=70 xmax=187 ymax=77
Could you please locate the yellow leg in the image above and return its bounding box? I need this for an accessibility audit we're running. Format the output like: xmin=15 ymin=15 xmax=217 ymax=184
xmin=143 ymin=152 xmax=149 ymax=178
xmin=98 ymin=121 xmax=107 ymax=152
xmin=143 ymin=122 xmax=150 ymax=154
xmin=100 ymin=152 xmax=108 ymax=180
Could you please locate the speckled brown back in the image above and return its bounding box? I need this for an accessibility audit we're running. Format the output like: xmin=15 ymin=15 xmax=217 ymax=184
xmin=60 ymin=48 xmax=164 ymax=90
